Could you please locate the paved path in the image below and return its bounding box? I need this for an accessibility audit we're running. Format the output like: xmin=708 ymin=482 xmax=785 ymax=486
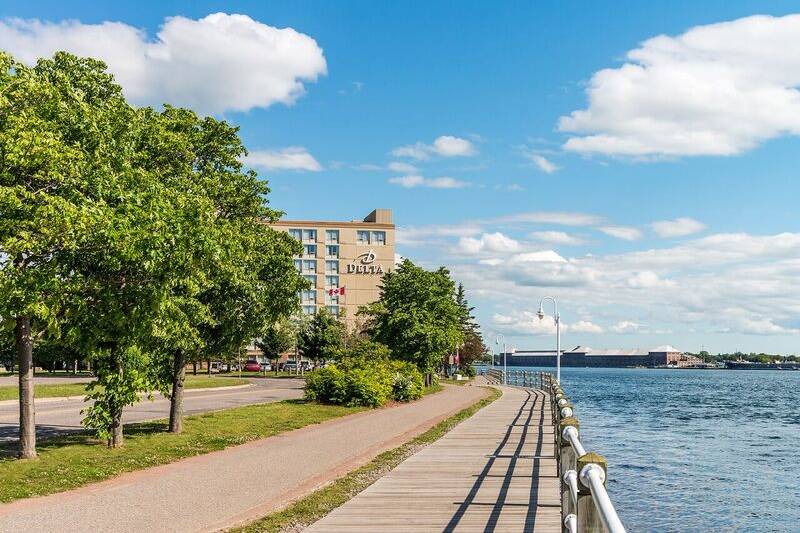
xmin=0 ymin=378 xmax=304 ymax=442
xmin=0 ymin=383 xmax=487 ymax=533
xmin=306 ymin=386 xmax=559 ymax=532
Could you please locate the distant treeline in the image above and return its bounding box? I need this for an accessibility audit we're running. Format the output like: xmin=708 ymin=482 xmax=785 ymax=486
xmin=687 ymin=352 xmax=799 ymax=364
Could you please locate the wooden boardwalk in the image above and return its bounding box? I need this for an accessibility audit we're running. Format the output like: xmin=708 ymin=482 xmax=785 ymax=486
xmin=306 ymin=385 xmax=560 ymax=532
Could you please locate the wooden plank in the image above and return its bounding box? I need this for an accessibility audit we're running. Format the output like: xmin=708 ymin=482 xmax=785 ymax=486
xmin=305 ymin=386 xmax=560 ymax=532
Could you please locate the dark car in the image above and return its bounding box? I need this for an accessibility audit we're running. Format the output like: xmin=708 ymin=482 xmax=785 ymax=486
xmin=243 ymin=360 xmax=262 ymax=372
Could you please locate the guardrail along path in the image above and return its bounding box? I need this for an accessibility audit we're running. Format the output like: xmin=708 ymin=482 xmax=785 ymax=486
xmin=306 ymin=385 xmax=560 ymax=532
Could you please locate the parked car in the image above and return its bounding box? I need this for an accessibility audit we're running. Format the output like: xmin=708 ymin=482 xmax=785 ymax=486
xmin=243 ymin=360 xmax=262 ymax=372
xmin=300 ymin=361 xmax=312 ymax=371
xmin=282 ymin=361 xmax=298 ymax=372
xmin=260 ymin=362 xmax=272 ymax=372
xmin=208 ymin=361 xmax=222 ymax=374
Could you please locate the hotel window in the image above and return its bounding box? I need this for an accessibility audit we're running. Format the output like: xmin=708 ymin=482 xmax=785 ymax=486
xmin=302 ymin=260 xmax=316 ymax=274
xmin=302 ymin=229 xmax=316 ymax=243
xmin=327 ymin=305 xmax=340 ymax=317
xmin=325 ymin=275 xmax=339 ymax=288
xmin=326 ymin=292 xmax=339 ymax=305
xmin=300 ymin=290 xmax=316 ymax=305
xmin=302 ymin=305 xmax=316 ymax=315
xmin=371 ymin=231 xmax=386 ymax=246
xmin=326 ymin=245 xmax=339 ymax=258
xmin=288 ymin=229 xmax=302 ymax=241
xmin=357 ymin=230 xmax=369 ymax=245
xmin=303 ymin=274 xmax=316 ymax=286
xmin=325 ymin=260 xmax=339 ymax=275
xmin=293 ymin=259 xmax=302 ymax=273
xmin=326 ymin=229 xmax=339 ymax=244
xmin=303 ymin=244 xmax=317 ymax=257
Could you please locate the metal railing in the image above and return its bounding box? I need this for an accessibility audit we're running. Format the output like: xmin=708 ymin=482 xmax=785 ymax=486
xmin=494 ymin=369 xmax=626 ymax=533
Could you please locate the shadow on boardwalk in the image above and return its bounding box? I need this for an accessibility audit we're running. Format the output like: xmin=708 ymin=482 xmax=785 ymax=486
xmin=306 ymin=386 xmax=560 ymax=532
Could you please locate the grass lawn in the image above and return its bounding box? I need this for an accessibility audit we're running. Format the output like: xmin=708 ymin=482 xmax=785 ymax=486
xmin=440 ymin=377 xmax=473 ymax=386
xmin=0 ymin=375 xmax=250 ymax=402
xmin=233 ymin=386 xmax=501 ymax=533
xmin=0 ymin=399 xmax=363 ymax=503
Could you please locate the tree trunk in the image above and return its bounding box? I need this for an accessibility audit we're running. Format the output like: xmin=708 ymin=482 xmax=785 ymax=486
xmin=73 ymin=359 xmax=78 ymax=375
xmin=192 ymin=361 xmax=197 ymax=375
xmin=207 ymin=358 xmax=212 ymax=375
xmin=169 ymin=351 xmax=186 ymax=433
xmin=108 ymin=351 xmax=124 ymax=448
xmin=16 ymin=316 xmax=37 ymax=459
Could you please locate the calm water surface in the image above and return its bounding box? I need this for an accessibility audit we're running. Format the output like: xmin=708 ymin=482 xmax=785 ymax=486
xmin=508 ymin=367 xmax=799 ymax=532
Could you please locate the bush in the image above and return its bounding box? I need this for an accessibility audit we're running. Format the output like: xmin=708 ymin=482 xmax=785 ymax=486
xmin=304 ymin=344 xmax=425 ymax=407
xmin=460 ymin=365 xmax=476 ymax=378
xmin=390 ymin=360 xmax=424 ymax=402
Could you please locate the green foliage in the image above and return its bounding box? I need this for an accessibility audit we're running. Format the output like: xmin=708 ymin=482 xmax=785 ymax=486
xmin=255 ymin=319 xmax=296 ymax=365
xmin=298 ymin=308 xmax=344 ymax=364
xmin=362 ymin=259 xmax=464 ymax=375
xmin=305 ymin=340 xmax=423 ymax=407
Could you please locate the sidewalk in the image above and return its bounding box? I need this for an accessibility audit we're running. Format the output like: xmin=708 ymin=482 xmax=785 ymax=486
xmin=0 ymin=383 xmax=488 ymax=533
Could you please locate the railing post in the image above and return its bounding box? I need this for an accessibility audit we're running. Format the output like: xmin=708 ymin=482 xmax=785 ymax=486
xmin=576 ymin=452 xmax=608 ymax=533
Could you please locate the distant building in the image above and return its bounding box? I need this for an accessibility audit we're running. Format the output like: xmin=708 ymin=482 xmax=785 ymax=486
xmin=269 ymin=208 xmax=395 ymax=328
xmin=499 ymin=345 xmax=701 ymax=368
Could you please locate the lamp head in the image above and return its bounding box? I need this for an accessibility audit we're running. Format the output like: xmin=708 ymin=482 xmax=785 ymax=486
xmin=536 ymin=306 xmax=545 ymax=320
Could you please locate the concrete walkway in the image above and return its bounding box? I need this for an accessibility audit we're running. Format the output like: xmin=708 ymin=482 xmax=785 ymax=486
xmin=0 ymin=383 xmax=487 ymax=533
xmin=306 ymin=386 xmax=559 ymax=532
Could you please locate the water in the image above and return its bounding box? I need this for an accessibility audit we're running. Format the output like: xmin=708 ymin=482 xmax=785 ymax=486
xmin=506 ymin=367 xmax=800 ymax=532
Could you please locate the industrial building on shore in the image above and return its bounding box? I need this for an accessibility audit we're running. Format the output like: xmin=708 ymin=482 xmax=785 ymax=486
xmin=496 ymin=345 xmax=702 ymax=368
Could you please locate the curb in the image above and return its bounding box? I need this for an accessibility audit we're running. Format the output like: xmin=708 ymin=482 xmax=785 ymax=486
xmin=0 ymin=383 xmax=253 ymax=407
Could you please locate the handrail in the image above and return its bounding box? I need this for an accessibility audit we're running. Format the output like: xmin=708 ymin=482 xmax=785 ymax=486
xmin=493 ymin=368 xmax=626 ymax=533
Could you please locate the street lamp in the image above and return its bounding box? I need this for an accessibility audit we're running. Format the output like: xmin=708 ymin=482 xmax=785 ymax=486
xmin=537 ymin=296 xmax=561 ymax=383
xmin=495 ymin=333 xmax=506 ymax=384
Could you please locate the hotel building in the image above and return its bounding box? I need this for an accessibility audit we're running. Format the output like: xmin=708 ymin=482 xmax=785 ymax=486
xmin=270 ymin=209 xmax=395 ymax=327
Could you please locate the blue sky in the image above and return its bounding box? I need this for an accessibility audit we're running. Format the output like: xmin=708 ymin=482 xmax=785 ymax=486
xmin=2 ymin=1 xmax=800 ymax=354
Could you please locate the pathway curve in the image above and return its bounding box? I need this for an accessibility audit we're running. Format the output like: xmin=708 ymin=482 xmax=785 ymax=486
xmin=0 ymin=383 xmax=487 ymax=533
xmin=0 ymin=378 xmax=305 ymax=442
xmin=306 ymin=385 xmax=560 ymax=532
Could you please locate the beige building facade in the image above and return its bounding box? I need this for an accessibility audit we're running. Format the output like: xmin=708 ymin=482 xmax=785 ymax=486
xmin=270 ymin=209 xmax=395 ymax=327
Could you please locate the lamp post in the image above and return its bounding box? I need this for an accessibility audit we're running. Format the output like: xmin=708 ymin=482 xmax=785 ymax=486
xmin=495 ymin=333 xmax=506 ymax=384
xmin=537 ymin=296 xmax=561 ymax=383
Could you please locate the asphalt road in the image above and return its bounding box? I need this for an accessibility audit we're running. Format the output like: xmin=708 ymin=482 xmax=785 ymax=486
xmin=0 ymin=377 xmax=304 ymax=442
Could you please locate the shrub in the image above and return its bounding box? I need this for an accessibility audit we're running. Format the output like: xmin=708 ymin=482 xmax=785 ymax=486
xmin=461 ymin=365 xmax=476 ymax=378
xmin=390 ymin=360 xmax=424 ymax=402
xmin=304 ymin=366 xmax=344 ymax=404
xmin=304 ymin=344 xmax=425 ymax=407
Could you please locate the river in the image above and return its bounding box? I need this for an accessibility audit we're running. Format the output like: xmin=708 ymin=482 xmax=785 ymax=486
xmin=501 ymin=366 xmax=799 ymax=532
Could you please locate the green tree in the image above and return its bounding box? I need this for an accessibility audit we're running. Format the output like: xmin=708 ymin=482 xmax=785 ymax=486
xmin=363 ymin=259 xmax=464 ymax=384
xmin=0 ymin=52 xmax=126 ymax=457
xmin=298 ymin=309 xmax=344 ymax=365
xmin=454 ymin=283 xmax=486 ymax=372
xmin=256 ymin=319 xmax=296 ymax=375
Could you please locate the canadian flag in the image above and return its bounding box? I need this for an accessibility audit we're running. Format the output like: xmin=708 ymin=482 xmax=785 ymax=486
xmin=328 ymin=286 xmax=346 ymax=296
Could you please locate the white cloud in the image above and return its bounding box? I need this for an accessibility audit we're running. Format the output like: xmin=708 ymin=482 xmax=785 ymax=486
xmin=627 ymin=270 xmax=675 ymax=289
xmin=458 ymin=233 xmax=521 ymax=255
xmin=0 ymin=14 xmax=327 ymax=115
xmin=388 ymin=161 xmax=418 ymax=173
xmin=492 ymin=311 xmax=603 ymax=335
xmin=388 ymin=175 xmax=468 ymax=189
xmin=432 ymin=135 xmax=477 ymax=157
xmin=392 ymin=135 xmax=477 ymax=160
xmin=493 ymin=212 xmax=604 ymax=227
xmin=531 ymin=231 xmax=584 ymax=245
xmin=526 ymin=154 xmax=559 ymax=173
xmin=651 ymin=217 xmax=706 ymax=238
xmin=610 ymin=321 xmax=644 ymax=334
xmin=559 ymin=14 xmax=800 ymax=157
xmin=244 ymin=147 xmax=322 ymax=172
xmin=511 ymin=251 xmax=567 ymax=263
xmin=599 ymin=226 xmax=643 ymax=241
